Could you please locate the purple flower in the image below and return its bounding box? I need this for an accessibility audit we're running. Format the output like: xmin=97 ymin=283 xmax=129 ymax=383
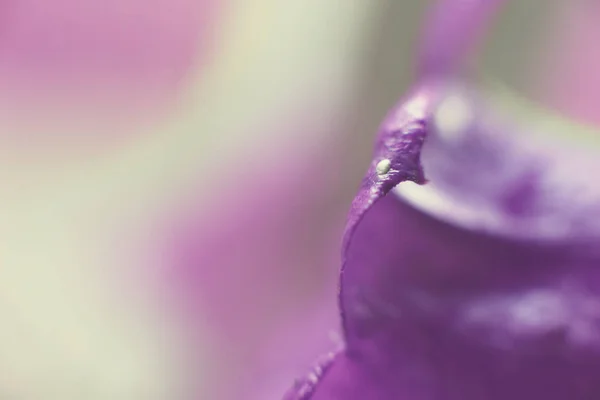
xmin=285 ymin=1 xmax=600 ymax=399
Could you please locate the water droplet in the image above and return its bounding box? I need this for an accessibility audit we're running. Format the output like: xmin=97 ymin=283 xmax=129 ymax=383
xmin=376 ymin=159 xmax=392 ymax=175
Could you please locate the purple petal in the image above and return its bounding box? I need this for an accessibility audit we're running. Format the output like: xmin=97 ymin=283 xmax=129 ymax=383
xmin=417 ymin=0 xmax=506 ymax=77
xmin=285 ymin=1 xmax=600 ymax=398
xmin=286 ymin=77 xmax=600 ymax=399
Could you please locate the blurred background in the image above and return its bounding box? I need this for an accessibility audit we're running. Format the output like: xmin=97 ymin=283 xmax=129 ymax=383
xmin=0 ymin=0 xmax=598 ymax=399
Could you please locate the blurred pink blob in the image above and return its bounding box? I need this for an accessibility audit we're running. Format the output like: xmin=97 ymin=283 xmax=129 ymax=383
xmin=0 ymin=0 xmax=219 ymax=146
xmin=538 ymin=1 xmax=600 ymax=125
xmin=0 ymin=0 xmax=214 ymax=83
xmin=161 ymin=107 xmax=346 ymax=399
